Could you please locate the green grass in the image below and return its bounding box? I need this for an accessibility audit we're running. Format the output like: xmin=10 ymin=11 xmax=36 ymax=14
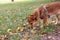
xmin=0 ymin=0 xmax=51 ymax=31
xmin=0 ymin=0 xmax=54 ymax=40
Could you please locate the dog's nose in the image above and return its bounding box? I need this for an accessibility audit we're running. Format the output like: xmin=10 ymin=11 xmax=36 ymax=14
xmin=40 ymin=16 xmax=43 ymax=19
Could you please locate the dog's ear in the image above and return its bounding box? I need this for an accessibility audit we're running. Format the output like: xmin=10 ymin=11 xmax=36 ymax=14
xmin=41 ymin=4 xmax=48 ymax=14
xmin=38 ymin=4 xmax=44 ymax=17
xmin=39 ymin=4 xmax=48 ymax=18
xmin=27 ymin=15 xmax=34 ymax=26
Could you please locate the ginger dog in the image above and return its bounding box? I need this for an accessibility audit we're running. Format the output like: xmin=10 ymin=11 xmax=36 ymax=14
xmin=27 ymin=2 xmax=60 ymax=27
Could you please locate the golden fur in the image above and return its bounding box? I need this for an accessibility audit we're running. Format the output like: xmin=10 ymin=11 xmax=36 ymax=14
xmin=27 ymin=2 xmax=60 ymax=26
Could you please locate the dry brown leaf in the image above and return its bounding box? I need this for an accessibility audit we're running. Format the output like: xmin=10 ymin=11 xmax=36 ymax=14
xmin=7 ymin=29 xmax=13 ymax=35
xmin=17 ymin=27 xmax=24 ymax=32
xmin=20 ymin=38 xmax=27 ymax=40
xmin=7 ymin=29 xmax=12 ymax=33
xmin=30 ymin=30 xmax=36 ymax=34
xmin=23 ymin=33 xmax=28 ymax=38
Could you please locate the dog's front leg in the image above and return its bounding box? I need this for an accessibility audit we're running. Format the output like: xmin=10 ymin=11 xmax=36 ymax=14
xmin=43 ymin=14 xmax=48 ymax=28
xmin=43 ymin=16 xmax=47 ymax=26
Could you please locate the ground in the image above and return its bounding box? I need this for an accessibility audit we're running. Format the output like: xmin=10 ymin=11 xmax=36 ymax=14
xmin=0 ymin=0 xmax=60 ymax=40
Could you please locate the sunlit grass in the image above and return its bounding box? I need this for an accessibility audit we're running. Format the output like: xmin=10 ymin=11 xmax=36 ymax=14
xmin=0 ymin=0 xmax=36 ymax=4
xmin=0 ymin=0 xmax=52 ymax=33
xmin=0 ymin=0 xmax=53 ymax=40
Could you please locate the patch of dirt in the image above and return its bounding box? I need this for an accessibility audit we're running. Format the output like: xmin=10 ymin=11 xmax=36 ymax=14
xmin=40 ymin=26 xmax=60 ymax=40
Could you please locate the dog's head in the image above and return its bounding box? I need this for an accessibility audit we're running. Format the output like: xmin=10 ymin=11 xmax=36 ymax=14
xmin=27 ymin=4 xmax=48 ymax=26
xmin=27 ymin=8 xmax=40 ymax=26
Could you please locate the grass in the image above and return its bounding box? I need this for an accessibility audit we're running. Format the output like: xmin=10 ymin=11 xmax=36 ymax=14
xmin=0 ymin=0 xmax=51 ymax=30
xmin=0 ymin=0 xmax=55 ymax=40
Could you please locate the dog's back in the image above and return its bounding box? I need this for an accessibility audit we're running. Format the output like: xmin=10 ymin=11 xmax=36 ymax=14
xmin=45 ymin=2 xmax=60 ymax=14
